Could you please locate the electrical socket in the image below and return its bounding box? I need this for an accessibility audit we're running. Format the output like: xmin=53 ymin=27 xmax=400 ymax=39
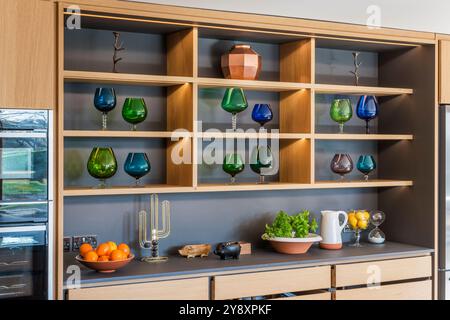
xmin=72 ymin=235 xmax=98 ymax=251
xmin=63 ymin=237 xmax=72 ymax=252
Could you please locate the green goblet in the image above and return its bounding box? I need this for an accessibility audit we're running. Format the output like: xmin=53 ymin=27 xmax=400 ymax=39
xmin=87 ymin=147 xmax=118 ymax=188
xmin=122 ymin=98 xmax=148 ymax=131
xmin=223 ymin=153 xmax=245 ymax=184
xmin=330 ymin=98 xmax=352 ymax=133
xmin=221 ymin=88 xmax=248 ymax=131
xmin=250 ymin=145 xmax=273 ymax=184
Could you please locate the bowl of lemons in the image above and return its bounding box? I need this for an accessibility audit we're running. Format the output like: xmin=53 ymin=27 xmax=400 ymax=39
xmin=347 ymin=210 xmax=370 ymax=247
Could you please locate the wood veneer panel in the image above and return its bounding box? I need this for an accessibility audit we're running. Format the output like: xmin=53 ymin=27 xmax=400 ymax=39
xmin=335 ymin=280 xmax=432 ymax=300
xmin=0 ymin=0 xmax=55 ymax=109
xmin=279 ymin=139 xmax=311 ymax=183
xmin=439 ymin=40 xmax=450 ymax=104
xmin=167 ymin=138 xmax=193 ymax=187
xmin=280 ymin=89 xmax=311 ymax=133
xmin=167 ymin=27 xmax=197 ymax=77
xmin=280 ymin=39 xmax=314 ymax=83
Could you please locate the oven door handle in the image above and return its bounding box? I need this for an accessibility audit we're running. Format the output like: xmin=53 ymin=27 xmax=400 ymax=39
xmin=0 ymin=261 xmax=30 ymax=267
xmin=0 ymin=283 xmax=27 ymax=290
xmin=0 ymin=225 xmax=46 ymax=233
xmin=0 ymin=131 xmax=47 ymax=139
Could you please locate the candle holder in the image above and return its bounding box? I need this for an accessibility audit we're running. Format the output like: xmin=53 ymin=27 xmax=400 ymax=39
xmin=138 ymin=194 xmax=171 ymax=263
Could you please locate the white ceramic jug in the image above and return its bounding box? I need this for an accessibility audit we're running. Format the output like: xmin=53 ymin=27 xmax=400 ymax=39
xmin=320 ymin=210 xmax=348 ymax=250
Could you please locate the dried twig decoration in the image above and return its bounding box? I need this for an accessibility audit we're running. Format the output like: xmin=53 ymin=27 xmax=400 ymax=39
xmin=113 ymin=32 xmax=125 ymax=73
xmin=350 ymin=52 xmax=362 ymax=86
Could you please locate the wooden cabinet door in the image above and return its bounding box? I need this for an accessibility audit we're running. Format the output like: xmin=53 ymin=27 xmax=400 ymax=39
xmin=67 ymin=277 xmax=210 ymax=300
xmin=440 ymin=40 xmax=450 ymax=104
xmin=335 ymin=280 xmax=432 ymax=300
xmin=0 ymin=0 xmax=55 ymax=109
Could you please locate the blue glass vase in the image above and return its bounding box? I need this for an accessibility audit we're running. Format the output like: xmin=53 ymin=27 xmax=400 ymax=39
xmin=124 ymin=153 xmax=151 ymax=187
xmin=94 ymin=88 xmax=116 ymax=130
xmin=357 ymin=155 xmax=376 ymax=181
xmin=356 ymin=95 xmax=379 ymax=134
xmin=251 ymin=104 xmax=273 ymax=129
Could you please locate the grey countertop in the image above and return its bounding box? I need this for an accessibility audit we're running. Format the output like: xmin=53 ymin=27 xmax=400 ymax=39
xmin=63 ymin=241 xmax=433 ymax=289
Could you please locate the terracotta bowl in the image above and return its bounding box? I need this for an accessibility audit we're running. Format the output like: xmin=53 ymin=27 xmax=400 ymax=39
xmin=267 ymin=234 xmax=322 ymax=254
xmin=75 ymin=254 xmax=134 ymax=273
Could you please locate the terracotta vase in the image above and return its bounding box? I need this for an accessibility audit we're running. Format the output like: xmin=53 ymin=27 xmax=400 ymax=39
xmin=221 ymin=44 xmax=262 ymax=80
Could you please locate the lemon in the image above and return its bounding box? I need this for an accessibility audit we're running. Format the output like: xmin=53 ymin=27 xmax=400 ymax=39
xmin=357 ymin=219 xmax=368 ymax=230
xmin=348 ymin=216 xmax=358 ymax=229
xmin=356 ymin=211 xmax=367 ymax=221
xmin=347 ymin=212 xmax=356 ymax=220
xmin=363 ymin=211 xmax=370 ymax=221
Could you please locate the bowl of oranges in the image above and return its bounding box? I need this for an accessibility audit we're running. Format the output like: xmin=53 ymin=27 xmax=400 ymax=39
xmin=347 ymin=210 xmax=370 ymax=247
xmin=76 ymin=241 xmax=134 ymax=273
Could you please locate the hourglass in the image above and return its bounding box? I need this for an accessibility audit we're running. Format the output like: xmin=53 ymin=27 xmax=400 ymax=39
xmin=368 ymin=210 xmax=386 ymax=244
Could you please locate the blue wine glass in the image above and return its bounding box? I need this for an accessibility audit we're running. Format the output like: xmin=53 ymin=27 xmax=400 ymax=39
xmin=124 ymin=153 xmax=151 ymax=187
xmin=252 ymin=104 xmax=273 ymax=129
xmin=356 ymin=95 xmax=379 ymax=134
xmin=94 ymin=88 xmax=117 ymax=130
xmin=357 ymin=155 xmax=376 ymax=181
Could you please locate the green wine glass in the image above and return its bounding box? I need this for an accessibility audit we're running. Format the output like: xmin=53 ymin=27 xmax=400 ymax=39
xmin=357 ymin=155 xmax=376 ymax=181
xmin=250 ymin=145 xmax=273 ymax=184
xmin=221 ymin=88 xmax=248 ymax=131
xmin=87 ymin=147 xmax=118 ymax=188
xmin=223 ymin=153 xmax=245 ymax=184
xmin=122 ymin=98 xmax=148 ymax=131
xmin=330 ymin=98 xmax=352 ymax=133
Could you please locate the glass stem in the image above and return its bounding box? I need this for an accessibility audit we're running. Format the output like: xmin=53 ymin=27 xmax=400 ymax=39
xmin=230 ymin=176 xmax=236 ymax=184
xmin=355 ymin=230 xmax=361 ymax=246
xmin=259 ymin=175 xmax=265 ymax=184
xmin=99 ymin=179 xmax=106 ymax=188
xmin=340 ymin=174 xmax=344 ymax=181
xmin=364 ymin=174 xmax=369 ymax=181
xmin=135 ymin=178 xmax=140 ymax=187
xmin=232 ymin=113 xmax=237 ymax=131
xmin=102 ymin=113 xmax=108 ymax=130
xmin=339 ymin=123 xmax=344 ymax=134
xmin=132 ymin=124 xmax=137 ymax=131
xmin=365 ymin=120 xmax=370 ymax=134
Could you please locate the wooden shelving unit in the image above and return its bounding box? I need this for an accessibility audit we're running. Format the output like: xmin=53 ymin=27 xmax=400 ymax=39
xmin=55 ymin=0 xmax=438 ymax=301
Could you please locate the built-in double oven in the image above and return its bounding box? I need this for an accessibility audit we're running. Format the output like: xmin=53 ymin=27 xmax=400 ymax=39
xmin=0 ymin=110 xmax=53 ymax=300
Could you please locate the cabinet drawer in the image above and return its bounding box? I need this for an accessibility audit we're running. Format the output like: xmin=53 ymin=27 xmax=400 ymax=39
xmin=271 ymin=291 xmax=331 ymax=300
xmin=335 ymin=256 xmax=431 ymax=287
xmin=336 ymin=280 xmax=432 ymax=300
xmin=67 ymin=277 xmax=209 ymax=300
xmin=213 ymin=266 xmax=330 ymax=300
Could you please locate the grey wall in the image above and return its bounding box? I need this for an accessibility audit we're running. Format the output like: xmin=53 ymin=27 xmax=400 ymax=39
xmin=128 ymin=0 xmax=450 ymax=35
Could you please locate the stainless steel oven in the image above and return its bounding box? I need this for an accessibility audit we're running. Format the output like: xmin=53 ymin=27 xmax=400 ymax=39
xmin=0 ymin=109 xmax=53 ymax=300
xmin=0 ymin=225 xmax=48 ymax=299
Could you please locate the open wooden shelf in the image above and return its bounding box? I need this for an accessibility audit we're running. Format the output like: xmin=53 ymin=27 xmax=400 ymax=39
xmin=196 ymin=77 xmax=312 ymax=92
xmin=314 ymin=83 xmax=413 ymax=96
xmin=197 ymin=132 xmax=311 ymax=140
xmin=63 ymin=180 xmax=413 ymax=197
xmin=64 ymin=70 xmax=194 ymax=86
xmin=314 ymin=133 xmax=413 ymax=140
xmin=63 ymin=130 xmax=193 ymax=139
xmin=63 ymin=185 xmax=195 ymax=197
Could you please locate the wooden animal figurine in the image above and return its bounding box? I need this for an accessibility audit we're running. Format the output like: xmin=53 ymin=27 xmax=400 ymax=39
xmin=178 ymin=244 xmax=211 ymax=259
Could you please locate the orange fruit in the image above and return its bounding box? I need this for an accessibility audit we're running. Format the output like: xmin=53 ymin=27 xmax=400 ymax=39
xmin=107 ymin=241 xmax=117 ymax=254
xmin=79 ymin=243 xmax=93 ymax=257
xmin=84 ymin=251 xmax=98 ymax=262
xmin=96 ymin=243 xmax=110 ymax=257
xmin=110 ymin=249 xmax=127 ymax=261
xmin=98 ymin=256 xmax=110 ymax=262
xmin=117 ymin=243 xmax=130 ymax=257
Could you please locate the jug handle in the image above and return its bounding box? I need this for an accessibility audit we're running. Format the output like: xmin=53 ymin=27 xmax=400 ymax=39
xmin=338 ymin=211 xmax=348 ymax=231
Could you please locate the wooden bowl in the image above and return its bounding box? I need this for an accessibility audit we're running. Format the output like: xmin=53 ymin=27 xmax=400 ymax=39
xmin=75 ymin=254 xmax=134 ymax=273
xmin=267 ymin=234 xmax=322 ymax=254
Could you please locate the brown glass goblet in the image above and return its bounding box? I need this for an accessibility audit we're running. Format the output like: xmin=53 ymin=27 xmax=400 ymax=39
xmin=330 ymin=153 xmax=353 ymax=180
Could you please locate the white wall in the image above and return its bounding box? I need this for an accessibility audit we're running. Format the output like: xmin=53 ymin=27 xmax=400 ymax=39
xmin=127 ymin=0 xmax=450 ymax=34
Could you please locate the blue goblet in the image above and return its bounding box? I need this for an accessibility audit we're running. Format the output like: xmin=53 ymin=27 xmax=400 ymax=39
xmin=94 ymin=88 xmax=117 ymax=130
xmin=356 ymin=95 xmax=379 ymax=134
xmin=357 ymin=155 xmax=376 ymax=181
xmin=252 ymin=104 xmax=273 ymax=129
xmin=124 ymin=153 xmax=151 ymax=187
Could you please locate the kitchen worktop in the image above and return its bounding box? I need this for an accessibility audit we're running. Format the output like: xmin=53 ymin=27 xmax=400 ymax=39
xmin=63 ymin=241 xmax=433 ymax=289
